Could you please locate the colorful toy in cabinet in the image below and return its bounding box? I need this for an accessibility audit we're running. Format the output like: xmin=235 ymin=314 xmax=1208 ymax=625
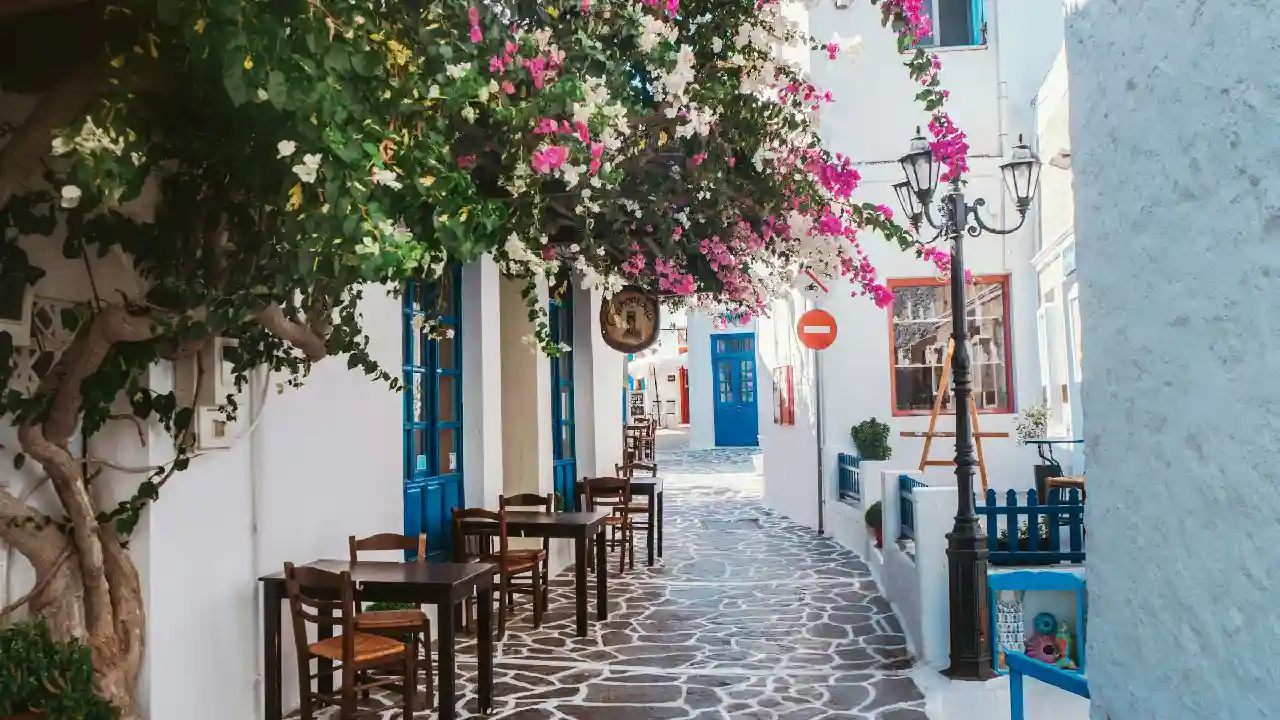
xmin=988 ymin=570 xmax=1087 ymax=676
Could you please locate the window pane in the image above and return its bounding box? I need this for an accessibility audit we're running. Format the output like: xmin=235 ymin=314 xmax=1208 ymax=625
xmin=436 ymin=271 xmax=456 ymax=317
xmin=437 ymin=428 xmax=457 ymax=473
xmin=892 ymin=279 xmax=1009 ymax=413
xmin=438 ymin=330 xmax=458 ymax=370
xmin=413 ymin=428 xmax=429 ymax=471
xmin=437 ymin=375 xmax=458 ymax=423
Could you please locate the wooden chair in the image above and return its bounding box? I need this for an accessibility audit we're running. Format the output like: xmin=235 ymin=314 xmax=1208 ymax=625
xmin=584 ymin=476 xmax=635 ymax=573
xmin=347 ymin=533 xmax=433 ymax=706
xmin=284 ymin=562 xmax=417 ymax=719
xmin=451 ymin=507 xmax=547 ymax=639
xmin=499 ymin=493 xmax=554 ymax=610
xmin=614 ymin=463 xmax=656 ymax=556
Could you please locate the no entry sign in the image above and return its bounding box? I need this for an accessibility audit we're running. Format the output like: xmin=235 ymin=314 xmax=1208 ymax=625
xmin=797 ymin=309 xmax=837 ymax=350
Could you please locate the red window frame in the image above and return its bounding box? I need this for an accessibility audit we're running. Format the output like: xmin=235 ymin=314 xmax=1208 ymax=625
xmin=886 ymin=275 xmax=1015 ymax=417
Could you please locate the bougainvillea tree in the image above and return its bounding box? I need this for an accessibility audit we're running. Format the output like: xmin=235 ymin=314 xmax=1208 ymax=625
xmin=0 ymin=0 xmax=961 ymax=712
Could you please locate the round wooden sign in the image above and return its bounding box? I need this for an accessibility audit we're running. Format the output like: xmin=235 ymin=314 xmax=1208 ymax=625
xmin=600 ymin=286 xmax=661 ymax=353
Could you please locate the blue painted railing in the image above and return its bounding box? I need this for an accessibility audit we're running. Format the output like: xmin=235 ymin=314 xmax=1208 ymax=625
xmin=837 ymin=453 xmax=861 ymax=503
xmin=978 ymin=488 xmax=1085 ymax=565
xmin=898 ymin=474 xmax=927 ymax=540
xmin=1007 ymin=651 xmax=1090 ymax=720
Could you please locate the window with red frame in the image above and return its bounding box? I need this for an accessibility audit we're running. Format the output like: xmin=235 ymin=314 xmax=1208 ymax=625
xmin=888 ymin=276 xmax=1013 ymax=415
xmin=773 ymin=365 xmax=795 ymax=425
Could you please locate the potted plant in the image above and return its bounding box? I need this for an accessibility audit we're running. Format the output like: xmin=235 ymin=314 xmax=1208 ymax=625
xmin=0 ymin=620 xmax=118 ymax=720
xmin=851 ymin=418 xmax=892 ymax=461
xmin=993 ymin=519 xmax=1051 ymax=566
xmin=1015 ymin=403 xmax=1057 ymax=492
xmin=865 ymin=501 xmax=884 ymax=548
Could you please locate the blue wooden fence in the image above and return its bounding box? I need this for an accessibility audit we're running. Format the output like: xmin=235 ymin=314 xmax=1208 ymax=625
xmin=837 ymin=453 xmax=861 ymax=503
xmin=899 ymin=474 xmax=927 ymax=540
xmin=979 ymin=488 xmax=1085 ymax=565
xmin=1008 ymin=651 xmax=1090 ymax=720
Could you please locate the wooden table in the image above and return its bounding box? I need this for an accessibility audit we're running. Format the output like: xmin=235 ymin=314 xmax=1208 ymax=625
xmin=259 ymin=560 xmax=494 ymax=720
xmin=503 ymin=509 xmax=610 ymax=636
xmin=575 ymin=477 xmax=665 ymax=566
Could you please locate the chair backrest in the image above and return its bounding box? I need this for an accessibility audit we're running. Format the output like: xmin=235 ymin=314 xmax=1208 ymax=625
xmin=283 ymin=562 xmax=356 ymax=661
xmin=451 ymin=507 xmax=508 ymax=560
xmin=584 ymin=476 xmax=632 ymax=511
xmin=615 ymin=461 xmax=657 ymax=478
xmin=348 ymin=533 xmax=427 ymax=564
xmin=499 ymin=493 xmax=554 ymax=512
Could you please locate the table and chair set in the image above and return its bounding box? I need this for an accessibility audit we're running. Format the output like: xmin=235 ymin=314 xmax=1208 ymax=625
xmin=258 ymin=460 xmax=666 ymax=719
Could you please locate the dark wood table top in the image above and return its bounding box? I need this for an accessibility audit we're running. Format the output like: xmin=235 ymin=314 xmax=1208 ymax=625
xmin=259 ymin=559 xmax=495 ymax=587
xmin=502 ymin=509 xmax=610 ymax=528
xmin=576 ymin=477 xmax=663 ymax=489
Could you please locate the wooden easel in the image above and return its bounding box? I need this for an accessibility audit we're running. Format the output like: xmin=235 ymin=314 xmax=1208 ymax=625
xmin=900 ymin=339 xmax=1008 ymax=492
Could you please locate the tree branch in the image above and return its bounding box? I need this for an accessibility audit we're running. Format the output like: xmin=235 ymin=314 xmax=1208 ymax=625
xmin=0 ymin=61 xmax=102 ymax=212
xmin=257 ymin=304 xmax=328 ymax=361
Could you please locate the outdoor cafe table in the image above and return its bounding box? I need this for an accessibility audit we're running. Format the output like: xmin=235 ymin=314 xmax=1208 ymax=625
xmin=502 ymin=509 xmax=611 ymax=637
xmin=574 ymin=476 xmax=665 ymax=566
xmin=259 ymin=560 xmax=494 ymax=720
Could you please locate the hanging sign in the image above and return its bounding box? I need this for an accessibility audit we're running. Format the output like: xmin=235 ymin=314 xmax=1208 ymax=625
xmin=600 ymin=286 xmax=661 ymax=353
xmin=797 ymin=308 xmax=838 ymax=350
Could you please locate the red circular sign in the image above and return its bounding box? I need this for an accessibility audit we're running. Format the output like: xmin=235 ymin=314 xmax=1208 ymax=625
xmin=797 ymin=309 xmax=838 ymax=350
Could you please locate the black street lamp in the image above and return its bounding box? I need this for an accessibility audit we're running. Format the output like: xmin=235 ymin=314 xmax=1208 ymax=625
xmin=893 ymin=129 xmax=1041 ymax=681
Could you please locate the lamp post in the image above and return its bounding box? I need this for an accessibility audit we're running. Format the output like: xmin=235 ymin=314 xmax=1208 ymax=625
xmin=893 ymin=129 xmax=1041 ymax=681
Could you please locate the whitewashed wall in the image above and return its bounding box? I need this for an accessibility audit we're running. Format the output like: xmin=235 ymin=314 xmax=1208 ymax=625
xmin=754 ymin=0 xmax=1065 ymax=543
xmin=1067 ymin=0 xmax=1280 ymax=717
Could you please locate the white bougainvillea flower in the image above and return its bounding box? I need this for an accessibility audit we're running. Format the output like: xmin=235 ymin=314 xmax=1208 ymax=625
xmin=60 ymin=185 xmax=82 ymax=208
xmin=51 ymin=137 xmax=74 ymax=156
xmin=277 ymin=140 xmax=297 ymax=158
xmin=372 ymin=168 xmax=402 ymax=189
xmin=292 ymin=153 xmax=322 ymax=183
xmin=445 ymin=62 xmax=471 ymax=79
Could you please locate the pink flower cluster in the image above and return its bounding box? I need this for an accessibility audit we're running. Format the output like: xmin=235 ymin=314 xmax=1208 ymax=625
xmin=654 ymin=257 xmax=696 ymax=295
xmin=468 ymin=7 xmax=482 ymax=43
xmin=531 ymin=146 xmax=568 ymax=173
xmin=530 ymin=117 xmax=606 ymax=174
xmin=640 ymin=0 xmax=680 ymax=18
xmin=779 ymin=82 xmax=835 ymax=112
xmin=928 ymin=113 xmax=970 ymax=182
xmin=808 ymin=153 xmax=861 ymax=200
xmin=921 ymin=245 xmax=975 ymax=282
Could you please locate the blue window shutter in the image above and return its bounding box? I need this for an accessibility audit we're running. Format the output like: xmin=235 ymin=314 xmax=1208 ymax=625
xmin=971 ymin=0 xmax=985 ymax=45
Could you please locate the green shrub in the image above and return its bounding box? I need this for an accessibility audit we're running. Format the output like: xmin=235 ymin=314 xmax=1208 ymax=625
xmin=864 ymin=501 xmax=883 ymax=529
xmin=851 ymin=418 xmax=893 ymax=461
xmin=0 ymin=620 xmax=118 ymax=720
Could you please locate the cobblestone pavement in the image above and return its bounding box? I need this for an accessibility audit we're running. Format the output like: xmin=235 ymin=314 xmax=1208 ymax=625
xmin=355 ymin=446 xmax=929 ymax=719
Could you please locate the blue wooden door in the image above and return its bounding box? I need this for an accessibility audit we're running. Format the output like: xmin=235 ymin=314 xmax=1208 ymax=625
xmin=550 ymin=278 xmax=577 ymax=511
xmin=711 ymin=333 xmax=759 ymax=447
xmin=403 ymin=265 xmax=464 ymax=561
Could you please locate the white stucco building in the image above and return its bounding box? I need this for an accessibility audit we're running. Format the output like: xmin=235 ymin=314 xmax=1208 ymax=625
xmin=0 ymin=118 xmax=626 ymax=720
xmin=748 ymin=0 xmax=1066 ymax=537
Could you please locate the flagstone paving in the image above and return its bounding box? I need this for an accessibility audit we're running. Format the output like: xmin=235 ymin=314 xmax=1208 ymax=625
xmin=355 ymin=445 xmax=928 ymax=719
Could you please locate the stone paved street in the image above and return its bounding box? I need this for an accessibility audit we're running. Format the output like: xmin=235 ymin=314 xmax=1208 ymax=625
xmin=359 ymin=444 xmax=929 ymax=719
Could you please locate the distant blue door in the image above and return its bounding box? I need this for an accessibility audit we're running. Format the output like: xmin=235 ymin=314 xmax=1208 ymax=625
xmin=403 ymin=265 xmax=464 ymax=561
xmin=549 ymin=278 xmax=577 ymax=511
xmin=711 ymin=333 xmax=759 ymax=447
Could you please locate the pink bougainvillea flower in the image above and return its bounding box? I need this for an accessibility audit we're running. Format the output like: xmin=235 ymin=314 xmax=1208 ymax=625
xmin=501 ymin=80 xmax=516 ymax=94
xmin=531 ymin=145 xmax=569 ymax=173
xmin=457 ymin=155 xmax=476 ymax=169
xmin=875 ymin=204 xmax=894 ymax=220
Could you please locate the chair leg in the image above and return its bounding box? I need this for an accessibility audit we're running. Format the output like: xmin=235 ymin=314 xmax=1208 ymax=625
xmin=532 ymin=569 xmax=544 ymax=629
xmin=298 ymin=658 xmax=314 ymax=720
xmin=427 ymin=620 xmax=437 ymax=707
xmin=404 ymin=634 xmax=418 ymax=717
xmin=497 ymin=574 xmax=509 ymax=641
xmin=340 ymin=684 xmax=357 ymax=720
xmin=463 ymin=594 xmax=474 ymax=634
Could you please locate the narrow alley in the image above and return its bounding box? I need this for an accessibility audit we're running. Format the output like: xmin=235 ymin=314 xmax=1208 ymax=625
xmin=417 ymin=437 xmax=931 ymax=719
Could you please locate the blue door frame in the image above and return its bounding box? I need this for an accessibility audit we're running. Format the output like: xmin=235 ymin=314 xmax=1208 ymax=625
xmin=550 ymin=279 xmax=577 ymax=511
xmin=403 ymin=265 xmax=464 ymax=561
xmin=711 ymin=332 xmax=759 ymax=447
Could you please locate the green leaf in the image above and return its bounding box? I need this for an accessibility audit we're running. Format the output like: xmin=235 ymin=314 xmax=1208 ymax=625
xmin=223 ymin=62 xmax=251 ymax=106
xmin=267 ymin=70 xmax=289 ymax=108
xmin=12 ymin=453 xmax=24 ymax=470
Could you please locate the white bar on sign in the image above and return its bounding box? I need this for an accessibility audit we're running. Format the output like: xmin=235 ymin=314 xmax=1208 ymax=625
xmin=801 ymin=326 xmax=833 ymax=334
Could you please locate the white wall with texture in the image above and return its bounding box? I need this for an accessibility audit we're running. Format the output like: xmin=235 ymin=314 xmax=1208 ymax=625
xmin=1066 ymin=0 xmax=1280 ymax=717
